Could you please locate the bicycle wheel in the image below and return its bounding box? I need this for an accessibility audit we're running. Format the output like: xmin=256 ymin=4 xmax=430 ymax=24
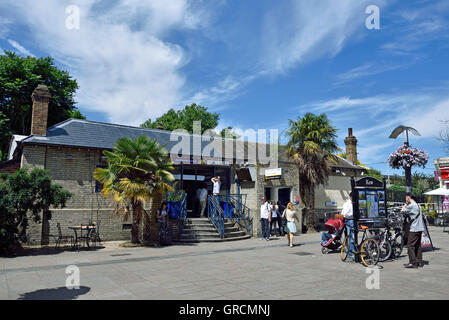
xmin=377 ymin=236 xmax=392 ymax=262
xmin=340 ymin=233 xmax=349 ymax=262
xmin=391 ymin=233 xmax=404 ymax=259
xmin=361 ymin=238 xmax=380 ymax=267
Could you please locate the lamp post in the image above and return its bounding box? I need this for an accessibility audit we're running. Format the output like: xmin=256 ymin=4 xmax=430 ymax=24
xmin=389 ymin=125 xmax=421 ymax=193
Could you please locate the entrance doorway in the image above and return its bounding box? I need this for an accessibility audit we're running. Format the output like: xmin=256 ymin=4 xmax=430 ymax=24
xmin=265 ymin=186 xmax=292 ymax=206
xmin=173 ymin=164 xmax=231 ymax=218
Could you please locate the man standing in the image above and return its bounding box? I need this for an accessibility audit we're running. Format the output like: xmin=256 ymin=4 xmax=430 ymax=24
xmin=260 ymin=197 xmax=272 ymax=241
xmin=198 ymin=183 xmax=208 ymax=218
xmin=401 ymin=192 xmax=425 ymax=268
xmin=341 ymin=192 xmax=354 ymax=259
xmin=211 ymin=176 xmax=221 ymax=196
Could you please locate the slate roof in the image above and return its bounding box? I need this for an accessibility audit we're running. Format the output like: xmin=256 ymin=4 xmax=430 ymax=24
xmin=21 ymin=119 xmax=238 ymax=159
xmin=20 ymin=119 xmax=366 ymax=170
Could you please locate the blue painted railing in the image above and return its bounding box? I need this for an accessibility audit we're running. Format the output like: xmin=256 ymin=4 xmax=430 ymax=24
xmin=227 ymin=194 xmax=252 ymax=236
xmin=208 ymin=194 xmax=252 ymax=238
xmin=208 ymin=195 xmax=225 ymax=239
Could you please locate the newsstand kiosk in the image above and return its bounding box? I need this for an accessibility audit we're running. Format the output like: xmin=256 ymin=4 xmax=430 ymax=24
xmin=351 ymin=176 xmax=387 ymax=262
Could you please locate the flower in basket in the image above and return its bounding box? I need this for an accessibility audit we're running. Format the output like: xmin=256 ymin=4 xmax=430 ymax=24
xmin=387 ymin=145 xmax=429 ymax=169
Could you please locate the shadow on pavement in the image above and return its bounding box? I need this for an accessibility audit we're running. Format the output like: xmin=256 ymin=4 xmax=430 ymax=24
xmin=2 ymin=245 xmax=106 ymax=258
xmin=18 ymin=286 xmax=91 ymax=300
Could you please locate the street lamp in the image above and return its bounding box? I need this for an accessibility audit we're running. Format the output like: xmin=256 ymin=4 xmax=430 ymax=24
xmin=389 ymin=125 xmax=421 ymax=193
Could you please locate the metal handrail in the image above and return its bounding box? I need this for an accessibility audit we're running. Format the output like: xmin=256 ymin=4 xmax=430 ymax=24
xmin=227 ymin=194 xmax=252 ymax=235
xmin=178 ymin=193 xmax=187 ymax=235
xmin=208 ymin=195 xmax=225 ymax=238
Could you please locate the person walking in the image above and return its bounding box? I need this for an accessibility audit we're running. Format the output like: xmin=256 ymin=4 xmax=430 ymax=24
xmin=282 ymin=202 xmax=299 ymax=247
xmin=341 ymin=192 xmax=355 ymax=260
xmin=260 ymin=197 xmax=272 ymax=241
xmin=198 ymin=183 xmax=208 ymax=218
xmin=277 ymin=201 xmax=286 ymax=236
xmin=401 ymin=192 xmax=426 ymax=268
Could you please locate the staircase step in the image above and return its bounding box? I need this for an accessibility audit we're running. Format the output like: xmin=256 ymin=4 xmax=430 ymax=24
xmin=175 ymin=235 xmax=251 ymax=243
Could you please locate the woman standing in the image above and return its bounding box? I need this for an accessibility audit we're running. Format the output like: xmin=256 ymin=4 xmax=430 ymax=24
xmin=269 ymin=201 xmax=279 ymax=237
xmin=156 ymin=202 xmax=170 ymax=244
xmin=282 ymin=202 xmax=300 ymax=247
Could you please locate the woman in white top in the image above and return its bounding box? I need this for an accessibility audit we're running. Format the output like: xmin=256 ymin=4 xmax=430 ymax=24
xmin=282 ymin=202 xmax=300 ymax=247
xmin=270 ymin=201 xmax=282 ymax=237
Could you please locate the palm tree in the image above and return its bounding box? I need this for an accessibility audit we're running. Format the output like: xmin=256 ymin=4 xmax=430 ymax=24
xmin=286 ymin=113 xmax=340 ymax=233
xmin=94 ymin=136 xmax=174 ymax=243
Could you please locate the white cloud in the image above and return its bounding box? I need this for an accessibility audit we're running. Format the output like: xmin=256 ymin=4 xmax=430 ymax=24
xmin=334 ymin=62 xmax=406 ymax=86
xmin=7 ymin=40 xmax=35 ymax=57
xmin=259 ymin=0 xmax=386 ymax=74
xmin=302 ymin=89 xmax=449 ymax=164
xmin=1 ymin=0 xmax=210 ymax=126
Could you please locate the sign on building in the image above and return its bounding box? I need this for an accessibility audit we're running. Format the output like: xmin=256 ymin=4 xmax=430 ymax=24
xmin=264 ymin=168 xmax=283 ymax=180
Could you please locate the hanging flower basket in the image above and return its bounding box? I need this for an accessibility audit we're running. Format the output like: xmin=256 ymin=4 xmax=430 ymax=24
xmin=387 ymin=145 xmax=428 ymax=169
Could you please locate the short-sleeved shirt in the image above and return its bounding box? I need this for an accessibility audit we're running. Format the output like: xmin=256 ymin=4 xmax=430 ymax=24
xmin=402 ymin=202 xmax=425 ymax=232
xmin=260 ymin=202 xmax=271 ymax=219
xmin=157 ymin=209 xmax=168 ymax=223
xmin=271 ymin=205 xmax=277 ymax=218
xmin=198 ymin=188 xmax=208 ymax=201
xmin=341 ymin=199 xmax=353 ymax=219
xmin=212 ymin=181 xmax=221 ymax=194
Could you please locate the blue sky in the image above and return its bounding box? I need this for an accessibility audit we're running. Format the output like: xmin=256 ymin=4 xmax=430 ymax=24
xmin=1 ymin=0 xmax=449 ymax=175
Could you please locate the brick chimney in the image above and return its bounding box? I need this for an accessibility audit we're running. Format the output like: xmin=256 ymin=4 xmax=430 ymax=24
xmin=31 ymin=85 xmax=51 ymax=136
xmin=344 ymin=128 xmax=358 ymax=165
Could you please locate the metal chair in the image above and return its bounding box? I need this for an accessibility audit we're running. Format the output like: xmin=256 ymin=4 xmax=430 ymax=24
xmin=51 ymin=222 xmax=74 ymax=249
xmin=89 ymin=221 xmax=101 ymax=247
xmin=76 ymin=224 xmax=93 ymax=249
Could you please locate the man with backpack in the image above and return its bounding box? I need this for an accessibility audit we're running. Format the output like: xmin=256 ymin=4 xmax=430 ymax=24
xmin=401 ymin=192 xmax=426 ymax=268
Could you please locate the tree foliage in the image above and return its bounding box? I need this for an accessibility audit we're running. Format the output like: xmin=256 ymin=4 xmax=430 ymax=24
xmin=94 ymin=136 xmax=175 ymax=243
xmin=0 ymin=50 xmax=83 ymax=160
xmin=287 ymin=113 xmax=340 ymax=232
xmin=140 ymin=103 xmax=220 ymax=133
xmin=0 ymin=169 xmax=71 ymax=252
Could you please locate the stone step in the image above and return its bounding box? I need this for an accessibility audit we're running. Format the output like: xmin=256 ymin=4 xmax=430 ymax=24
xmin=180 ymin=230 xmax=246 ymax=238
xmin=175 ymin=235 xmax=251 ymax=243
xmin=182 ymin=225 xmax=240 ymax=232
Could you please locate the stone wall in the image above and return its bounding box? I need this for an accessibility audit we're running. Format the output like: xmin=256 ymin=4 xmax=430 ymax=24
xmin=20 ymin=145 xmax=161 ymax=244
xmin=233 ymin=162 xmax=301 ymax=237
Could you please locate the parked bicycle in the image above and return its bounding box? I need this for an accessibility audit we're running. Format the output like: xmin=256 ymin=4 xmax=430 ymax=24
xmin=370 ymin=213 xmax=404 ymax=262
xmin=340 ymin=223 xmax=380 ymax=267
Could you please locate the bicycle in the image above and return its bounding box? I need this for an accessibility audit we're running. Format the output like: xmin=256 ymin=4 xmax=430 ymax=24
xmin=340 ymin=224 xmax=380 ymax=267
xmin=370 ymin=212 xmax=405 ymax=262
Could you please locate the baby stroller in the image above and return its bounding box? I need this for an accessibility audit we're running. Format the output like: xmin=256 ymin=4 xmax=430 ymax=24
xmin=320 ymin=217 xmax=345 ymax=254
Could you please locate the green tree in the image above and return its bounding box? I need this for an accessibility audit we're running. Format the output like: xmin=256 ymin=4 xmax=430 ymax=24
xmin=366 ymin=168 xmax=383 ymax=181
xmin=141 ymin=103 xmax=219 ymax=133
xmin=93 ymin=136 xmax=175 ymax=244
xmin=287 ymin=113 xmax=340 ymax=232
xmin=0 ymin=50 xmax=83 ymax=160
xmin=0 ymin=169 xmax=71 ymax=252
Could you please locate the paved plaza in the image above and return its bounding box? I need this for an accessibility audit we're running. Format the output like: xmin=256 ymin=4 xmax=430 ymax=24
xmin=1 ymin=226 xmax=448 ymax=300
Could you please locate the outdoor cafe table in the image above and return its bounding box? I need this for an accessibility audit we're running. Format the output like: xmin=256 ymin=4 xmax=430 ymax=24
xmin=68 ymin=225 xmax=96 ymax=248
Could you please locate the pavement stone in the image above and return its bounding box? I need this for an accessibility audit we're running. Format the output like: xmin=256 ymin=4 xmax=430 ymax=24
xmin=1 ymin=226 xmax=448 ymax=300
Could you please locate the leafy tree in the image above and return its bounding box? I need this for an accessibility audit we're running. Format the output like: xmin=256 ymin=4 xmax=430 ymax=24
xmin=0 ymin=169 xmax=71 ymax=252
xmin=141 ymin=103 xmax=219 ymax=133
xmin=94 ymin=136 xmax=175 ymax=244
xmin=287 ymin=113 xmax=340 ymax=232
xmin=366 ymin=168 xmax=383 ymax=181
xmin=0 ymin=50 xmax=83 ymax=160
